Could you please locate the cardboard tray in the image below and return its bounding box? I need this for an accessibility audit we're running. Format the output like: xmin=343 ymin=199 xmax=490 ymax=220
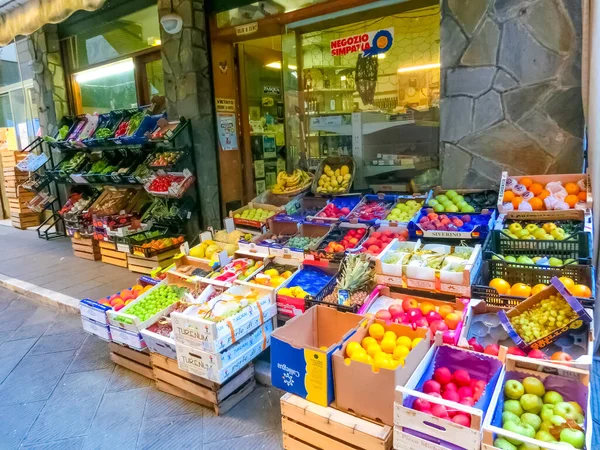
xmin=408 ymin=208 xmax=495 ymax=240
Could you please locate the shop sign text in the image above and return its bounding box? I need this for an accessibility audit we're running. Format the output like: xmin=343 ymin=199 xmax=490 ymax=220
xmin=330 ymin=27 xmax=394 ymax=57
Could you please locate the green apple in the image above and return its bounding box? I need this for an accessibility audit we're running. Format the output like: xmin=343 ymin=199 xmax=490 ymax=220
xmin=502 ymin=421 xmax=535 ymax=445
xmin=516 ymin=256 xmax=534 ymax=265
xmin=568 ymin=401 xmax=584 ymax=415
xmin=523 ymin=235 xmax=536 ymax=240
xmin=532 ymin=229 xmax=548 ymax=240
xmin=551 ymin=229 xmax=567 ymax=240
xmin=494 ymin=438 xmax=518 ymax=450
xmin=454 ymin=195 xmax=464 ymax=203
xmin=543 ymin=391 xmax=563 ymax=405
xmin=433 ymin=204 xmax=445 ymax=212
xmin=541 ymin=234 xmax=555 ymax=240
xmin=539 ymin=421 xmax=553 ymax=432
xmin=550 ymin=415 xmax=567 ymax=427
xmin=532 ymin=257 xmax=542 ymax=263
xmin=504 ymin=399 xmax=524 ymax=416
xmin=505 ymin=256 xmax=517 ymax=263
xmin=518 ymin=443 xmax=541 ymax=450
xmin=554 ymin=402 xmax=578 ymax=420
xmin=535 ymin=430 xmax=557 ymax=443
xmin=540 ymin=404 xmax=555 ymax=422
xmin=548 ymin=257 xmax=564 ymax=267
xmin=520 ymin=413 xmax=542 ymax=431
xmin=523 ymin=377 xmax=546 ymax=397
xmin=516 ymin=229 xmax=530 ymax=239
xmin=446 ymin=204 xmax=459 ymax=212
xmin=560 ymin=428 xmax=585 ymax=449
xmin=520 ymin=394 xmax=543 ymax=414
xmin=525 ymin=224 xmax=538 ymax=234
xmin=574 ymin=412 xmax=584 ymax=424
xmin=461 ymin=205 xmax=475 ymax=213
xmin=492 ymin=255 xmax=504 ymax=261
xmin=509 ymin=223 xmax=523 ymax=234
xmin=564 ymin=259 xmax=576 ymax=265
xmin=504 ymin=380 xmax=525 ymax=400
xmin=502 ymin=411 xmax=521 ymax=424
xmin=446 ymin=190 xmax=458 ymax=199
xmin=456 ymin=200 xmax=468 ymax=210
xmin=436 ymin=194 xmax=449 ymax=203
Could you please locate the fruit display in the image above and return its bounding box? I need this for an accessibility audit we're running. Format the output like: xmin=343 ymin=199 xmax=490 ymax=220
xmin=320 ymin=254 xmax=375 ymax=309
xmin=385 ymin=199 xmax=423 ymax=222
xmin=411 ymin=366 xmax=488 ymax=422
xmin=233 ymin=207 xmax=276 ymax=222
xmin=147 ymin=174 xmax=185 ymax=192
xmin=358 ymin=228 xmax=408 ymax=255
xmin=59 ymin=192 xmax=95 ymax=216
xmin=346 ymin=196 xmax=395 ymax=222
xmin=495 ymin=376 xmax=586 ymax=448
xmin=140 ymin=197 xmax=194 ymax=224
xmin=488 ymin=276 xmax=592 ymax=299
xmin=416 ymin=211 xmax=479 ymax=232
xmin=501 ymin=175 xmax=588 ymax=211
xmin=246 ymin=263 xmax=297 ymax=288
xmin=427 ymin=190 xmax=497 ymax=213
xmin=189 ymin=238 xmax=235 ymax=262
xmin=315 ymin=164 xmax=352 ymax=194
xmin=278 ymin=265 xmax=335 ymax=299
xmin=115 ymin=284 xmax=187 ymax=324
xmin=501 ymin=221 xmax=580 ymax=241
xmin=132 ymin=235 xmax=185 ymax=257
xmin=286 ymin=235 xmax=321 ymax=250
xmin=97 ymin=284 xmax=153 ymax=311
xmin=57 ymin=152 xmax=87 ymax=175
xmin=314 ymin=227 xmax=367 ymax=256
xmin=189 ymin=288 xmax=264 ymax=322
xmin=271 ymin=169 xmax=312 ymax=194
xmin=213 ymin=229 xmax=246 ymax=245
xmin=343 ymin=322 xmax=420 ymax=369
xmin=491 ymin=254 xmax=577 ymax=267
xmin=206 ymin=258 xmax=263 ymax=283
xmin=312 ymin=196 xmax=361 ymax=221
xmin=148 ymin=151 xmax=182 ymax=168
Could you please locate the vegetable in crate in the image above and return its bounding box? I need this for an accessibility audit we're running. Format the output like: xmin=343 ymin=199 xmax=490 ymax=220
xmin=321 ymin=254 xmax=374 ymax=307
xmin=148 ymin=174 xmax=185 ymax=192
xmin=114 ymin=120 xmax=129 ymax=138
xmin=116 ymin=285 xmax=187 ymax=323
xmin=126 ymin=112 xmax=145 ymax=136
xmin=94 ymin=127 xmax=113 ymax=139
xmin=149 ymin=151 xmax=180 ymax=167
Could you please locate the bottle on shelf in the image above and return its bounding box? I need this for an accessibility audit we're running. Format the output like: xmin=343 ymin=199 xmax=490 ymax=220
xmin=322 ymin=142 xmax=328 ymax=156
xmin=324 ymin=74 xmax=330 ymax=89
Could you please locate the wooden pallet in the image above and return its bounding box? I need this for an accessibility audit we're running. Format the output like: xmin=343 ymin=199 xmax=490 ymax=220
xmin=127 ymin=249 xmax=178 ymax=274
xmin=281 ymin=393 xmax=393 ymax=450
xmin=99 ymin=240 xmax=116 ymax=250
xmin=100 ymin=247 xmax=128 ymax=267
xmin=72 ymin=237 xmax=101 ymax=261
xmin=150 ymin=353 xmax=256 ymax=415
xmin=109 ymin=342 xmax=155 ymax=380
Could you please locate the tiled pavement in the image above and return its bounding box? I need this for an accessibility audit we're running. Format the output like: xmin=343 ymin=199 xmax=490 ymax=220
xmin=0 ymin=289 xmax=283 ymax=450
xmin=0 ymin=226 xmax=138 ymax=301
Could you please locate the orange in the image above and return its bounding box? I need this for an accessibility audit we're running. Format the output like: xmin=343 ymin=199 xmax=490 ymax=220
xmin=569 ymin=284 xmax=592 ymax=298
xmin=510 ymin=283 xmax=532 ymax=297
xmin=538 ymin=189 xmax=551 ymax=200
xmin=489 ymin=278 xmax=511 ymax=295
xmin=558 ymin=277 xmax=575 ymax=289
xmin=578 ymin=191 xmax=587 ymax=202
xmin=512 ymin=197 xmax=523 ymax=209
xmin=531 ymin=284 xmax=547 ymax=295
xmin=565 ymin=182 xmax=580 ymax=195
xmin=529 ymin=197 xmax=544 ymax=210
xmin=565 ymin=194 xmax=578 ymax=208
xmin=520 ymin=177 xmax=534 ymax=188
xmin=503 ymin=191 xmax=515 ymax=203
xmin=529 ymin=183 xmax=544 ymax=196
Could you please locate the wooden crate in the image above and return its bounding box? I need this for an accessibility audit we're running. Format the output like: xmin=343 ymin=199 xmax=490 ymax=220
xmin=281 ymin=393 xmax=393 ymax=450
xmin=150 ymin=353 xmax=256 ymax=415
xmin=72 ymin=237 xmax=101 ymax=261
xmin=101 ymin=247 xmax=128 ymax=267
xmin=11 ymin=213 xmax=40 ymax=229
xmin=99 ymin=240 xmax=116 ymax=250
xmin=109 ymin=342 xmax=155 ymax=379
xmin=127 ymin=249 xmax=179 ymax=274
xmin=1 ymin=151 xmax=27 ymax=167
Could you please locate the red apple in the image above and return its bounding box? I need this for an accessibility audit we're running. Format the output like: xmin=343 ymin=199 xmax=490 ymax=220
xmin=389 ymin=304 xmax=404 ymax=319
xmin=443 ymin=382 xmax=458 ymax=392
xmin=430 ymin=320 xmax=449 ymax=335
xmin=453 ymin=370 xmax=471 ymax=387
xmin=527 ymin=349 xmax=547 ymax=359
xmin=468 ymin=338 xmax=484 ymax=353
xmin=507 ymin=346 xmax=526 ymax=356
xmin=442 ymin=390 xmax=460 ymax=402
xmin=434 ymin=367 xmax=452 ymax=385
xmin=484 ymin=344 xmax=499 ymax=356
xmin=402 ymin=298 xmax=418 ymax=312
xmin=425 ymin=310 xmax=443 ymax=324
xmin=407 ymin=308 xmax=423 ymax=321
xmin=431 ymin=404 xmax=449 ymax=419
xmin=429 ymin=392 xmax=442 ymax=398
xmin=452 ymin=414 xmax=471 ymax=427
xmin=423 ymin=380 xmax=441 ymax=394
xmin=460 ymin=397 xmax=475 ymax=407
xmin=457 ymin=386 xmax=473 ymax=399
xmin=375 ymin=310 xmax=392 ymax=321
xmin=442 ymin=330 xmax=455 ymax=345
xmin=413 ymin=398 xmax=431 ymax=412
xmin=413 ymin=317 xmax=429 ymax=328
xmin=392 ymin=313 xmax=407 ymax=324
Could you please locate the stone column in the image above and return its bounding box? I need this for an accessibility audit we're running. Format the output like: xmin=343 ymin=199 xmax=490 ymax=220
xmin=158 ymin=0 xmax=221 ymax=230
xmin=440 ymin=0 xmax=583 ymax=187
xmin=30 ymin=25 xmax=68 ymax=137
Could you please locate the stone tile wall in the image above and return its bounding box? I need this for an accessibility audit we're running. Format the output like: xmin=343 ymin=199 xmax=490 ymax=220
xmin=440 ymin=0 xmax=584 ymax=188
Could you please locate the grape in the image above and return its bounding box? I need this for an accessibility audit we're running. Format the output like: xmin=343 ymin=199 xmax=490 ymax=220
xmin=509 ymin=294 xmax=578 ymax=342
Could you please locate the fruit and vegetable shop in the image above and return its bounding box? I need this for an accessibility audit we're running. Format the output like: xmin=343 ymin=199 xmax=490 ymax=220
xmin=0 ymin=0 xmax=597 ymax=449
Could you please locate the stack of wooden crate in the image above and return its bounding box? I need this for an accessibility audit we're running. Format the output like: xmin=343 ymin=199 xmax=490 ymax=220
xmin=99 ymin=240 xmax=128 ymax=267
xmin=1 ymin=149 xmax=39 ymax=229
xmin=71 ymin=236 xmax=101 ymax=261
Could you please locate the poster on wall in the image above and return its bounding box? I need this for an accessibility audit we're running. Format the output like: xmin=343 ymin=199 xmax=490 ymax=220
xmin=330 ymin=27 xmax=394 ymax=57
xmin=217 ymin=113 xmax=238 ymax=151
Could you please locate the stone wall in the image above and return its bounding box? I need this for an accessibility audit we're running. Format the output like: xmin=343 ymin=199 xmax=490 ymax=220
xmin=440 ymin=0 xmax=583 ymax=188
xmin=158 ymin=0 xmax=220 ymax=230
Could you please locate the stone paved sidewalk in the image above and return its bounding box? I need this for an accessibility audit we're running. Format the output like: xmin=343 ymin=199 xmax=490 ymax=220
xmin=0 ymin=288 xmax=283 ymax=450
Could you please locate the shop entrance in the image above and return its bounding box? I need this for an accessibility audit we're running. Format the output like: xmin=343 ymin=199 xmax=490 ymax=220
xmin=235 ymin=36 xmax=288 ymax=198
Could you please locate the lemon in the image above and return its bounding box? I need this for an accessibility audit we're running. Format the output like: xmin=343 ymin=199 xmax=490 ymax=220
xmin=369 ymin=323 xmax=385 ymax=340
xmin=412 ymin=337 xmax=423 ymax=348
xmin=351 ymin=349 xmax=370 ymax=364
xmin=393 ymin=345 xmax=410 ymax=360
xmin=281 ymin=271 xmax=293 ymax=279
xmin=318 ymin=178 xmax=325 ymax=187
xmin=264 ymin=268 xmax=279 ymax=277
xmin=367 ymin=343 xmax=382 ymax=357
xmin=343 ymin=173 xmax=352 ymax=181
xmin=346 ymin=341 xmax=362 ymax=358
xmin=340 ymin=165 xmax=349 ymax=175
xmin=383 ymin=330 xmax=397 ymax=341
xmin=330 ymin=178 xmax=338 ymax=187
xmin=334 ymin=168 xmax=341 ymax=177
xmin=396 ymin=336 xmax=413 ymax=349
xmin=361 ymin=336 xmax=377 ymax=350
xmin=278 ymin=287 xmax=292 ymax=296
xmin=380 ymin=338 xmax=396 ymax=354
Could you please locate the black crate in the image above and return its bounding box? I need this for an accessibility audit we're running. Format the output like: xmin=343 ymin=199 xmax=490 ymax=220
xmin=484 ymin=230 xmax=592 ymax=264
xmin=472 ymin=259 xmax=595 ymax=308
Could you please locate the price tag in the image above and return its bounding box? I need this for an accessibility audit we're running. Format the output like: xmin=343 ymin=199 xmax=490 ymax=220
xmin=337 ymin=289 xmax=349 ymax=305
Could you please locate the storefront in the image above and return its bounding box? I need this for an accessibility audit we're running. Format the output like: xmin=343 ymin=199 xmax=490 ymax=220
xmin=209 ymin=0 xmax=440 ymax=212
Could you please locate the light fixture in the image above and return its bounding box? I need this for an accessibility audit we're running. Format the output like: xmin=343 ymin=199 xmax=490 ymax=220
xmin=160 ymin=13 xmax=183 ymax=34
xmin=397 ymin=63 xmax=440 ymax=73
xmin=152 ymin=39 xmax=162 ymax=46
xmin=75 ymin=59 xmax=134 ymax=83
xmin=265 ymin=61 xmax=298 ymax=70
xmin=340 ymin=75 xmax=347 ymax=81
xmin=377 ymin=53 xmax=386 ymax=59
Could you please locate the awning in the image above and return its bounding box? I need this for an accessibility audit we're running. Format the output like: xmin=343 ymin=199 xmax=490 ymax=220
xmin=0 ymin=0 xmax=106 ymax=46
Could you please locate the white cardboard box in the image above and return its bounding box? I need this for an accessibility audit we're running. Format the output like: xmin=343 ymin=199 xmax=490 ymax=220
xmin=109 ymin=326 xmax=146 ymax=350
xmin=176 ymin=318 xmax=275 ymax=383
xmin=81 ymin=316 xmax=111 ymax=341
xmin=79 ymin=299 xmax=110 ymax=325
xmin=140 ymin=328 xmax=177 ymax=360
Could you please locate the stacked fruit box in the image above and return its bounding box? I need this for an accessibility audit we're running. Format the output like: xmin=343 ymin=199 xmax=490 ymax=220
xmin=1 ymin=149 xmax=39 ymax=229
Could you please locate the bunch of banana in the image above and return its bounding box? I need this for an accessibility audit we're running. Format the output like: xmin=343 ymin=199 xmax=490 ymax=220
xmin=316 ymin=164 xmax=352 ymax=194
xmin=272 ymin=169 xmax=312 ymax=194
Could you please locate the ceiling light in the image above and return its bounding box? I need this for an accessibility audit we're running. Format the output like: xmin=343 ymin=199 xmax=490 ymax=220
xmin=397 ymin=63 xmax=440 ymax=73
xmin=75 ymin=60 xmax=134 ymax=83
xmin=265 ymin=62 xmax=297 ymax=70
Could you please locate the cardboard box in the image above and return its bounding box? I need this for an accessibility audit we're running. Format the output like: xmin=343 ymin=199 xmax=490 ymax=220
xmin=497 ymin=171 xmax=592 ymax=215
xmin=171 ymin=285 xmax=275 ymax=352
xmin=81 ymin=316 xmax=111 ymax=341
xmin=275 ymin=222 xmax=331 ymax=260
xmin=376 ymin=238 xmax=481 ymax=297
xmin=140 ymin=327 xmax=177 ymax=360
xmin=498 ymin=277 xmax=592 ymax=352
xmin=394 ymin=341 xmax=504 ymax=450
xmin=229 ymin=202 xmax=283 ymax=230
xmin=109 ymin=326 xmax=146 ymax=350
xmin=176 ymin=318 xmax=275 ymax=383
xmin=332 ymin=321 xmax=430 ymax=425
xmin=79 ymin=299 xmax=110 ymax=325
xmin=271 ymin=306 xmax=366 ymax=406
xmin=379 ymin=194 xmax=428 ymax=227
xmin=481 ymin=355 xmax=591 ymax=450
xmin=408 ymin=209 xmax=495 ymax=240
